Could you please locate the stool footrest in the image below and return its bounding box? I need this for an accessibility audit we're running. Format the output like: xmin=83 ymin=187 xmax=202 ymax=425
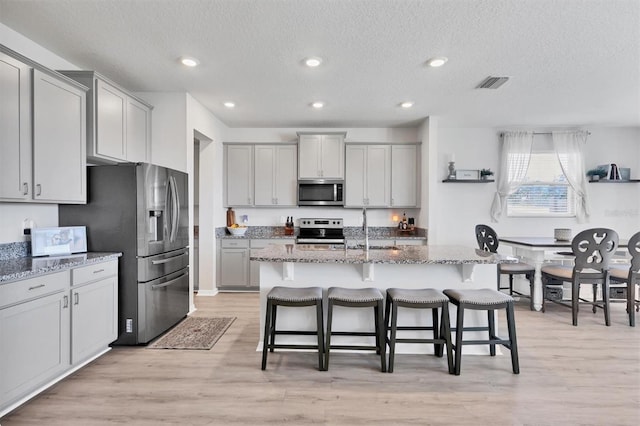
xmin=328 ymin=345 xmax=379 ymax=351
xmin=271 ymin=344 xmax=322 ymax=350
xmin=330 ymin=331 xmax=377 ymax=337
xmin=456 ymin=338 xmax=511 ymax=346
xmin=390 ymin=337 xmax=445 ymax=344
xmin=273 ymin=330 xmax=320 ymax=336
xmin=390 ymin=326 xmax=436 ymax=331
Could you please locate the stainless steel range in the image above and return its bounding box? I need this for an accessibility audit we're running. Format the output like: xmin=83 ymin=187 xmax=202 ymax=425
xmin=296 ymin=218 xmax=345 ymax=245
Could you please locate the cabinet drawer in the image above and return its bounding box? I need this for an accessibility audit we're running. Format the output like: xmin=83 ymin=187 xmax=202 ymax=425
xmin=72 ymin=260 xmax=118 ymax=286
xmin=250 ymin=239 xmax=292 ymax=249
xmin=0 ymin=270 xmax=69 ymax=308
xmin=221 ymin=239 xmax=250 ymax=249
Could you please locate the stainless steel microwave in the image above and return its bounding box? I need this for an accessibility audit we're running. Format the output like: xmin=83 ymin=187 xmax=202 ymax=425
xmin=297 ymin=180 xmax=344 ymax=206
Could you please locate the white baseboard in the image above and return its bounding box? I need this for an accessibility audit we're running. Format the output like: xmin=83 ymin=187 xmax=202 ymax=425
xmin=196 ymin=289 xmax=219 ymax=297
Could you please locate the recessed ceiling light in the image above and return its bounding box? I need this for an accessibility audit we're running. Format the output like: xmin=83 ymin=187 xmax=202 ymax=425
xmin=304 ymin=57 xmax=323 ymax=67
xmin=223 ymin=102 xmax=235 ymax=108
xmin=311 ymin=101 xmax=324 ymax=109
xmin=400 ymin=101 xmax=414 ymax=109
xmin=180 ymin=56 xmax=200 ymax=67
xmin=426 ymin=56 xmax=448 ymax=67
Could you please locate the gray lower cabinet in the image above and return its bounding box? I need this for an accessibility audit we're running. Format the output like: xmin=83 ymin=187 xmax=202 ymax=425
xmin=70 ymin=262 xmax=118 ymax=364
xmin=0 ymin=271 xmax=70 ymax=411
xmin=0 ymin=260 xmax=118 ymax=416
xmin=219 ymin=239 xmax=251 ymax=289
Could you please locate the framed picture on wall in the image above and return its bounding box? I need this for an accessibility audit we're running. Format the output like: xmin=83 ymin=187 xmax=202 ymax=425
xmin=455 ymin=169 xmax=480 ymax=180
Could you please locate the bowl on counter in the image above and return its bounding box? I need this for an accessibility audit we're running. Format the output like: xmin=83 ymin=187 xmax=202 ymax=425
xmin=227 ymin=226 xmax=248 ymax=236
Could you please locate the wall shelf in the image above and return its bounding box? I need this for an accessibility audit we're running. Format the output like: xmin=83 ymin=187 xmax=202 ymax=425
xmin=442 ymin=179 xmax=494 ymax=183
xmin=588 ymin=179 xmax=640 ymax=183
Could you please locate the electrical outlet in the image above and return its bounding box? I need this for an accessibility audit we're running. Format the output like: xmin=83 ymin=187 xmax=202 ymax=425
xmin=126 ymin=318 xmax=133 ymax=333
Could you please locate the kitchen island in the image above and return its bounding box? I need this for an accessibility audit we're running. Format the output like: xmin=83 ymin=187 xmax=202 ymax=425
xmin=251 ymin=244 xmax=516 ymax=354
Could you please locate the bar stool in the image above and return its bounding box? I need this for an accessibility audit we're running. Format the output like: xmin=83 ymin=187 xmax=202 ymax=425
xmin=261 ymin=286 xmax=324 ymax=371
xmin=443 ymin=288 xmax=519 ymax=375
xmin=325 ymin=287 xmax=386 ymax=372
xmin=385 ymin=288 xmax=454 ymax=374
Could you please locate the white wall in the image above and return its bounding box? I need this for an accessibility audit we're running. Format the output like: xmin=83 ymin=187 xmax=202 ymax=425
xmin=0 ymin=23 xmax=81 ymax=243
xmin=225 ymin=127 xmax=419 ymax=143
xmin=434 ymin=126 xmax=640 ymax=247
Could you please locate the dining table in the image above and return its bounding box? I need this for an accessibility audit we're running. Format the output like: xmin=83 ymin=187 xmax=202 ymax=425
xmin=499 ymin=236 xmax=629 ymax=311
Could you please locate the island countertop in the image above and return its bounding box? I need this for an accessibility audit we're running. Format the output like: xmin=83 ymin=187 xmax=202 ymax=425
xmin=250 ymin=244 xmax=515 ymax=265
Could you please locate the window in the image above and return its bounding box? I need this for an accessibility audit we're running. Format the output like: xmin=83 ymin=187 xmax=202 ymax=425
xmin=507 ymin=148 xmax=576 ymax=218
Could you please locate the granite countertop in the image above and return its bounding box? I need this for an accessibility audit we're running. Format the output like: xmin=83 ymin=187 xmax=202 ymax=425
xmin=0 ymin=252 xmax=122 ymax=284
xmin=216 ymin=226 xmax=428 ymax=241
xmin=250 ymin=244 xmax=515 ymax=265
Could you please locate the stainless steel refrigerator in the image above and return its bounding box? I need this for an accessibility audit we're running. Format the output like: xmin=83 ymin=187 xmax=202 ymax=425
xmin=59 ymin=163 xmax=189 ymax=345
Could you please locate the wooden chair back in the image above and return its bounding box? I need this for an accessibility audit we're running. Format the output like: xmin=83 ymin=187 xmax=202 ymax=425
xmin=571 ymin=228 xmax=619 ymax=276
xmin=475 ymin=224 xmax=499 ymax=253
xmin=627 ymin=231 xmax=640 ymax=279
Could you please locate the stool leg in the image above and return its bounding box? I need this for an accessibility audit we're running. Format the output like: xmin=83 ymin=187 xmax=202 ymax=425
xmin=571 ymin=279 xmax=579 ymax=326
xmin=506 ymin=302 xmax=520 ymax=374
xmin=454 ymin=305 xmax=464 ymax=375
xmin=376 ymin=300 xmax=387 ymax=372
xmin=432 ymin=307 xmax=442 ymax=357
xmin=388 ymin=302 xmax=398 ymax=373
xmin=528 ymin=273 xmax=535 ymax=311
xmin=315 ymin=299 xmax=325 ymax=371
xmin=441 ymin=303 xmax=454 ymax=375
xmin=325 ymin=300 xmax=334 ymax=371
xmin=374 ymin=303 xmax=381 ymax=355
xmin=269 ymin=304 xmax=278 ymax=352
xmin=628 ymin=282 xmax=635 ymax=327
xmin=509 ymin=274 xmax=514 ymax=295
xmin=261 ymin=301 xmax=272 ymax=370
xmin=592 ymin=283 xmax=598 ymax=314
xmin=488 ymin=309 xmax=496 ymax=356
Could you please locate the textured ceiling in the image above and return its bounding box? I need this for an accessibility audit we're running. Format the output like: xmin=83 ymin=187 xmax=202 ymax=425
xmin=1 ymin=0 xmax=639 ymax=128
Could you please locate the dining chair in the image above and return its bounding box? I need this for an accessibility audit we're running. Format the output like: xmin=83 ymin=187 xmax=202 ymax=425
xmin=475 ymin=224 xmax=535 ymax=310
xmin=609 ymin=231 xmax=640 ymax=326
xmin=541 ymin=228 xmax=619 ymax=326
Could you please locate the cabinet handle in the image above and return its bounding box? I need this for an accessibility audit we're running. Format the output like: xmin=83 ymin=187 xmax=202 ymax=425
xmin=36 ymin=184 xmax=42 ymax=196
xmin=74 ymin=292 xmax=79 ymax=305
xmin=28 ymin=284 xmax=45 ymax=291
xmin=22 ymin=182 xmax=29 ymax=195
xmin=63 ymin=295 xmax=69 ymax=308
xmin=93 ymin=269 xmax=105 ymax=274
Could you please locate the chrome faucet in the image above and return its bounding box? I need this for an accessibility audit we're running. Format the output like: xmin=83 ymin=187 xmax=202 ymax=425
xmin=362 ymin=207 xmax=369 ymax=253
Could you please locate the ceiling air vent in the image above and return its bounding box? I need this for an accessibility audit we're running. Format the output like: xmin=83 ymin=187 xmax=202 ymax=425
xmin=476 ymin=76 xmax=509 ymax=89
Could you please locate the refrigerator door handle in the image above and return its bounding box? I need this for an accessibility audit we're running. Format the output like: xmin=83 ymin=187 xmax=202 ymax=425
xmin=151 ymin=272 xmax=187 ymax=290
xmin=168 ymin=175 xmax=179 ymax=243
xmin=164 ymin=176 xmax=173 ymax=243
xmin=151 ymin=252 xmax=188 ymax=265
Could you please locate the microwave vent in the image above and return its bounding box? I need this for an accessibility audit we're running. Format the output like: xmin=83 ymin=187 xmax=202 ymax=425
xmin=476 ymin=76 xmax=509 ymax=89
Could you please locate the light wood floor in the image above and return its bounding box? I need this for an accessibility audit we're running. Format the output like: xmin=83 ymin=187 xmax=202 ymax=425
xmin=2 ymin=293 xmax=639 ymax=425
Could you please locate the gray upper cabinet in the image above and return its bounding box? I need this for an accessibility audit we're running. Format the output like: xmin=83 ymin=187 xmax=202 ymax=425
xmin=345 ymin=144 xmax=391 ymax=207
xmin=0 ymin=45 xmax=88 ymax=204
xmin=297 ymin=132 xmax=345 ymax=179
xmin=60 ymin=71 xmax=152 ymax=164
xmin=391 ymin=145 xmax=419 ymax=207
xmin=224 ymin=144 xmax=254 ymax=207
xmin=254 ymin=144 xmax=297 ymax=207
xmin=0 ymin=49 xmax=32 ymax=201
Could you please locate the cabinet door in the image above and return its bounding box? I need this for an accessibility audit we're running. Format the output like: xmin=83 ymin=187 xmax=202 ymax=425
xmin=254 ymin=145 xmax=276 ymax=206
xmin=319 ymin=135 xmax=344 ymax=179
xmin=345 ymin=145 xmax=366 ymax=207
xmin=32 ymin=69 xmax=87 ymax=203
xmin=225 ymin=145 xmax=254 ymax=206
xmin=71 ymin=276 xmax=118 ymax=365
xmin=274 ymin=145 xmax=297 ymax=206
xmin=366 ymin=145 xmax=391 ymax=207
xmin=220 ymin=249 xmax=249 ymax=287
xmin=126 ymin=97 xmax=150 ymax=162
xmin=96 ymin=79 xmax=126 ymax=160
xmin=298 ymin=135 xmax=322 ymax=179
xmin=0 ymin=291 xmax=70 ymax=407
xmin=0 ymin=52 xmax=32 ymax=201
xmin=391 ymin=145 xmax=418 ymax=207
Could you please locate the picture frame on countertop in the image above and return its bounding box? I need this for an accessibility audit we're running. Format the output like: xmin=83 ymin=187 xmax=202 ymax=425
xmin=619 ymin=167 xmax=631 ymax=181
xmin=455 ymin=169 xmax=480 ymax=180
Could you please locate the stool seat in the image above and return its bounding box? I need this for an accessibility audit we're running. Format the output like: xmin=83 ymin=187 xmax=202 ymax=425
xmin=387 ymin=288 xmax=449 ymax=304
xmin=500 ymin=262 xmax=535 ymax=273
xmin=443 ymin=288 xmax=514 ymax=306
xmin=610 ymin=265 xmax=631 ymax=280
xmin=328 ymin=287 xmax=383 ymax=303
xmin=268 ymin=286 xmax=323 ymax=302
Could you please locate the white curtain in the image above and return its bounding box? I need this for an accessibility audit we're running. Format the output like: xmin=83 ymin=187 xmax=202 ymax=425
xmin=552 ymin=130 xmax=591 ymax=223
xmin=490 ymin=131 xmax=533 ymax=222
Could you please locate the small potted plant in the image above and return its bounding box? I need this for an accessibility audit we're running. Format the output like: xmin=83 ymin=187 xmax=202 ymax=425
xmin=480 ymin=168 xmax=494 ymax=180
xmin=586 ymin=168 xmax=607 ymax=182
